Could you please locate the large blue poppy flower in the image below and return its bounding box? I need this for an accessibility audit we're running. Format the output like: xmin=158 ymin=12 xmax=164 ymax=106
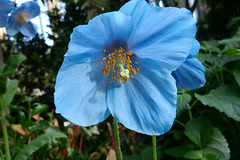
xmin=0 ymin=0 xmax=14 ymax=27
xmin=6 ymin=1 xmax=40 ymax=38
xmin=54 ymin=0 xmax=197 ymax=135
xmin=172 ymin=40 xmax=206 ymax=89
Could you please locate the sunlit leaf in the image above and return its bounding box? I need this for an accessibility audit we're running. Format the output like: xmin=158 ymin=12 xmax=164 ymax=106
xmin=1 ymin=80 xmax=18 ymax=109
xmin=183 ymin=150 xmax=203 ymax=159
xmin=14 ymin=132 xmax=67 ymax=160
xmin=0 ymin=55 xmax=26 ymax=76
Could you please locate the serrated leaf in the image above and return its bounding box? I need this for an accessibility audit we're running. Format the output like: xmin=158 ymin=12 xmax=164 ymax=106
xmin=177 ymin=94 xmax=191 ymax=113
xmin=1 ymin=80 xmax=18 ymax=109
xmin=0 ymin=54 xmax=26 ymax=76
xmin=195 ymin=85 xmax=240 ymax=121
xmin=203 ymin=128 xmax=230 ymax=160
xmin=165 ymin=146 xmax=193 ymax=158
xmin=183 ymin=150 xmax=203 ymax=159
xmin=14 ymin=132 xmax=67 ymax=160
xmin=233 ymin=63 xmax=240 ymax=86
xmin=184 ymin=117 xmax=213 ymax=148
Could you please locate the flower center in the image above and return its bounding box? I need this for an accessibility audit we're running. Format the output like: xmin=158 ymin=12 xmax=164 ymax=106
xmin=101 ymin=47 xmax=140 ymax=84
xmin=15 ymin=11 xmax=30 ymax=25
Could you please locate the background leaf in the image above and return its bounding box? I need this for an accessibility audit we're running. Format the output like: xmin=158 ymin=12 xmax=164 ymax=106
xmin=1 ymin=80 xmax=18 ymax=109
xmin=184 ymin=117 xmax=213 ymax=148
xmin=165 ymin=146 xmax=193 ymax=158
xmin=203 ymin=128 xmax=230 ymax=160
xmin=177 ymin=93 xmax=191 ymax=113
xmin=233 ymin=63 xmax=240 ymax=86
xmin=195 ymin=85 xmax=240 ymax=121
xmin=0 ymin=55 xmax=26 ymax=76
xmin=14 ymin=132 xmax=67 ymax=160
xmin=183 ymin=150 xmax=203 ymax=159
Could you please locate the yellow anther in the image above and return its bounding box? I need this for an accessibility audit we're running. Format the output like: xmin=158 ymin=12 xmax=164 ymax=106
xmin=101 ymin=49 xmax=139 ymax=84
xmin=135 ymin=62 xmax=139 ymax=65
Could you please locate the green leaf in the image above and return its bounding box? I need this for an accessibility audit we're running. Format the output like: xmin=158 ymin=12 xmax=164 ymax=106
xmin=233 ymin=63 xmax=240 ymax=86
xmin=218 ymin=38 xmax=240 ymax=51
xmin=0 ymin=77 xmax=6 ymax=94
xmin=177 ymin=93 xmax=191 ymax=113
xmin=203 ymin=153 xmax=220 ymax=160
xmin=201 ymin=41 xmax=221 ymax=54
xmin=203 ymin=128 xmax=230 ymax=160
xmin=226 ymin=16 xmax=240 ymax=28
xmin=184 ymin=117 xmax=213 ymax=148
xmin=0 ymin=54 xmax=26 ymax=76
xmin=195 ymin=85 xmax=240 ymax=121
xmin=165 ymin=146 xmax=193 ymax=158
xmin=14 ymin=132 xmax=67 ymax=160
xmin=222 ymin=48 xmax=240 ymax=57
xmin=183 ymin=150 xmax=203 ymax=159
xmin=31 ymin=103 xmax=48 ymax=116
xmin=1 ymin=80 xmax=18 ymax=109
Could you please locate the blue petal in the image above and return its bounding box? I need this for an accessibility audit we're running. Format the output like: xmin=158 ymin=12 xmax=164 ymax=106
xmin=18 ymin=22 xmax=36 ymax=38
xmin=188 ymin=39 xmax=200 ymax=58
xmin=65 ymin=11 xmax=133 ymax=64
xmin=0 ymin=0 xmax=14 ymax=27
xmin=6 ymin=15 xmax=18 ymax=36
xmin=120 ymin=0 xmax=196 ymax=71
xmin=16 ymin=1 xmax=40 ymax=19
xmin=54 ymin=58 xmax=110 ymax=126
xmin=172 ymin=58 xmax=206 ymax=89
xmin=107 ymin=67 xmax=177 ymax=135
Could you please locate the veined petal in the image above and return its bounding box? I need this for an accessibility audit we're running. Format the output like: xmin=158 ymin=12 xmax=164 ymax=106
xmin=16 ymin=1 xmax=40 ymax=19
xmin=107 ymin=67 xmax=177 ymax=135
xmin=188 ymin=39 xmax=200 ymax=58
xmin=0 ymin=0 xmax=14 ymax=27
xmin=120 ymin=0 xmax=196 ymax=71
xmin=65 ymin=11 xmax=133 ymax=64
xmin=54 ymin=58 xmax=110 ymax=126
xmin=18 ymin=22 xmax=36 ymax=38
xmin=172 ymin=57 xmax=206 ymax=89
xmin=6 ymin=15 xmax=18 ymax=36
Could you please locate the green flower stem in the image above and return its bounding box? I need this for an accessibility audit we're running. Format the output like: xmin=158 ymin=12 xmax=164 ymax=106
xmin=175 ymin=119 xmax=186 ymax=127
xmin=186 ymin=104 xmax=192 ymax=120
xmin=113 ymin=118 xmax=123 ymax=160
xmin=10 ymin=37 xmax=15 ymax=57
xmin=152 ymin=136 xmax=157 ymax=160
xmin=0 ymin=97 xmax=11 ymax=160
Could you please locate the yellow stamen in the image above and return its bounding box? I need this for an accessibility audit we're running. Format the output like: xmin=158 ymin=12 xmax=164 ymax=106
xmin=101 ymin=48 xmax=139 ymax=84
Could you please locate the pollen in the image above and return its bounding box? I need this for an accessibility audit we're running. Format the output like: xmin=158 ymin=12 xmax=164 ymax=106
xmin=101 ymin=47 xmax=140 ymax=84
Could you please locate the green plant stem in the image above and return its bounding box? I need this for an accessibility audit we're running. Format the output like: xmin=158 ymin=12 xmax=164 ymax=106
xmin=0 ymin=98 xmax=11 ymax=160
xmin=190 ymin=99 xmax=199 ymax=110
xmin=175 ymin=119 xmax=186 ymax=127
xmin=113 ymin=118 xmax=122 ymax=160
xmin=152 ymin=136 xmax=157 ymax=160
xmin=10 ymin=37 xmax=15 ymax=57
xmin=186 ymin=104 xmax=192 ymax=120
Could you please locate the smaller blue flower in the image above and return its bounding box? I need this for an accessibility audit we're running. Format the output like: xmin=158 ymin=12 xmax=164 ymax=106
xmin=0 ymin=0 xmax=14 ymax=27
xmin=6 ymin=1 xmax=40 ymax=38
xmin=172 ymin=40 xmax=206 ymax=89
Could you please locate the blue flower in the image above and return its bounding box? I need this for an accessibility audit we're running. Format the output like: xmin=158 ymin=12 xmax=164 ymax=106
xmin=54 ymin=0 xmax=197 ymax=135
xmin=0 ymin=0 xmax=14 ymax=27
xmin=172 ymin=40 xmax=206 ymax=89
xmin=6 ymin=1 xmax=40 ymax=38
